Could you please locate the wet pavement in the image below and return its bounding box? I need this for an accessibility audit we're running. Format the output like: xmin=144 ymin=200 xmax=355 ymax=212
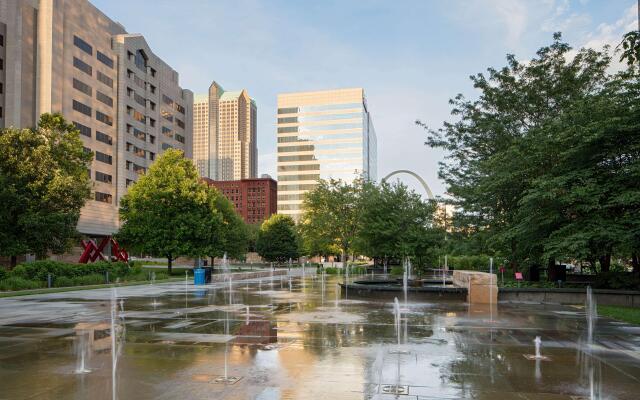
xmin=0 ymin=270 xmax=639 ymax=399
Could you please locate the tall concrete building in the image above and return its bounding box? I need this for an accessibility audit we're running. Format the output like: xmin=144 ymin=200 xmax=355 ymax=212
xmin=276 ymin=88 xmax=377 ymax=221
xmin=193 ymin=81 xmax=257 ymax=181
xmin=0 ymin=0 xmax=193 ymax=238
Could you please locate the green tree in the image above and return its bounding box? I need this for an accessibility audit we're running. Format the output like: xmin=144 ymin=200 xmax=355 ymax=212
xmin=420 ymin=33 xmax=612 ymax=270
xmin=256 ymin=214 xmax=300 ymax=263
xmin=299 ymin=178 xmax=363 ymax=262
xmin=357 ymin=181 xmax=443 ymax=270
xmin=206 ymin=187 xmax=248 ymax=261
xmin=117 ymin=149 xmax=221 ymax=273
xmin=618 ymin=30 xmax=640 ymax=66
xmin=0 ymin=113 xmax=92 ymax=268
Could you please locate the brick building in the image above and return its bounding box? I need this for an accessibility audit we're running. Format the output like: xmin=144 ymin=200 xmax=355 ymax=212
xmin=203 ymin=177 xmax=277 ymax=225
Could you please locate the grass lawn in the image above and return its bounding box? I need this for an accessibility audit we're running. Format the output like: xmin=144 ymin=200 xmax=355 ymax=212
xmin=598 ymin=305 xmax=640 ymax=325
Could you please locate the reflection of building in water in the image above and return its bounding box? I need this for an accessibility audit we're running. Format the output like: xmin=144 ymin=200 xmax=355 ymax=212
xmin=232 ymin=320 xmax=277 ymax=345
xmin=74 ymin=322 xmax=112 ymax=351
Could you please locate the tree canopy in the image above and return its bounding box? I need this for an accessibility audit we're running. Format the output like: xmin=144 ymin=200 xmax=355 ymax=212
xmin=299 ymin=178 xmax=363 ymax=260
xmin=421 ymin=33 xmax=640 ymax=273
xmin=0 ymin=113 xmax=92 ymax=267
xmin=117 ymin=149 xmax=224 ymax=273
xmin=256 ymin=214 xmax=300 ymax=263
xmin=357 ymin=181 xmax=443 ymax=269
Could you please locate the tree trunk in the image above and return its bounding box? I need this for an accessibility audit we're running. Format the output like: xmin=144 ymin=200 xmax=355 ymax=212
xmin=210 ymin=257 xmax=215 ymax=271
xmin=167 ymin=256 xmax=173 ymax=275
xmin=599 ymin=254 xmax=611 ymax=273
xmin=632 ymin=252 xmax=639 ymax=274
xmin=10 ymin=255 xmax=17 ymax=270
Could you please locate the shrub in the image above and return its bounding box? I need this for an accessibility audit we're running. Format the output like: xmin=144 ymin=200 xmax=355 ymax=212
xmin=390 ymin=266 xmax=404 ymax=276
xmin=0 ymin=268 xmax=7 ymax=281
xmin=0 ymin=277 xmax=43 ymax=291
xmin=11 ymin=260 xmax=131 ymax=281
xmin=325 ymin=267 xmax=341 ymax=275
xmin=594 ymin=272 xmax=640 ymax=290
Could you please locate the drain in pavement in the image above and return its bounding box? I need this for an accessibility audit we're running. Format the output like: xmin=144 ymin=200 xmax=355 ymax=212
xmin=380 ymin=384 xmax=409 ymax=395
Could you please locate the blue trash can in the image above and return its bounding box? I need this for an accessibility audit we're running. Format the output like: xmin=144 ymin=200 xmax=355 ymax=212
xmin=194 ymin=268 xmax=205 ymax=285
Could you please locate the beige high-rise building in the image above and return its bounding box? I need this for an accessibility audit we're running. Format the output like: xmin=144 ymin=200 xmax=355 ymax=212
xmin=193 ymin=81 xmax=257 ymax=181
xmin=0 ymin=0 xmax=193 ymax=238
xmin=276 ymin=88 xmax=377 ymax=221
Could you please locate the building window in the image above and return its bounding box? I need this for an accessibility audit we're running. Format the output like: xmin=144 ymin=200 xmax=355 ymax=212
xmin=72 ymin=100 xmax=92 ymax=116
xmin=149 ymin=152 xmax=155 ymax=161
xmin=96 ymin=91 xmax=113 ymax=107
xmin=0 ymin=83 xmax=3 ymax=94
xmin=95 ymin=192 xmax=112 ymax=203
xmin=95 ymin=151 xmax=112 ymax=165
xmin=126 ymin=179 xmax=134 ymax=187
xmin=0 ymin=34 xmax=3 ymax=46
xmin=73 ymin=121 xmax=91 ymax=137
xmin=175 ymin=134 xmax=185 ymax=144
xmin=134 ymin=50 xmax=147 ymax=72
xmin=0 ymin=106 xmax=2 ymax=118
xmin=175 ymin=103 xmax=185 ymax=114
xmin=73 ymin=57 xmax=92 ymax=76
xmin=97 ymin=71 xmax=113 ymax=88
xmin=134 ymin=92 xmax=146 ymax=107
xmin=162 ymin=95 xmax=174 ymax=107
xmin=149 ymin=85 xmax=156 ymax=94
xmin=96 ymin=131 xmax=113 ymax=145
xmin=96 ymin=111 xmax=113 ymax=126
xmin=176 ymin=118 xmax=185 ymax=129
xmin=150 ymin=68 xmax=156 ymax=77
xmin=161 ymin=110 xmax=173 ymax=122
xmin=149 ymin=118 xmax=156 ymax=127
xmin=149 ymin=101 xmax=156 ymax=111
xmin=161 ymin=143 xmax=172 ymax=150
xmin=95 ymin=171 xmax=112 ymax=184
xmin=72 ymin=78 xmax=92 ymax=96
xmin=149 ymin=135 xmax=155 ymax=144
xmin=96 ymin=51 xmax=114 ymax=69
xmin=73 ymin=35 xmax=93 ymax=55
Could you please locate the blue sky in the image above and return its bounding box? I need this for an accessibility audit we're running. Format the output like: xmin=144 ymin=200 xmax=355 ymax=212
xmin=92 ymin=0 xmax=638 ymax=197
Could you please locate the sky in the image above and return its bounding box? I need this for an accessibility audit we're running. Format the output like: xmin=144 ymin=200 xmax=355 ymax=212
xmin=92 ymin=0 xmax=638 ymax=198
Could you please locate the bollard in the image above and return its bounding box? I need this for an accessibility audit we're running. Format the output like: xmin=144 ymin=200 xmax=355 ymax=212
xmin=47 ymin=273 xmax=52 ymax=288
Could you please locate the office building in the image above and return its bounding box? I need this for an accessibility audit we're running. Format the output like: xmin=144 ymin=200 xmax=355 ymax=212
xmin=193 ymin=81 xmax=257 ymax=181
xmin=203 ymin=177 xmax=277 ymax=225
xmin=276 ymin=88 xmax=377 ymax=221
xmin=0 ymin=0 xmax=193 ymax=238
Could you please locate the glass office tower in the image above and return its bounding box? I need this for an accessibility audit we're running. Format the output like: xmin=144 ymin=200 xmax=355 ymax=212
xmin=276 ymin=88 xmax=377 ymax=221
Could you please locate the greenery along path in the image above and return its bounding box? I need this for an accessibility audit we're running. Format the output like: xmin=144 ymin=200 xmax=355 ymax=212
xmin=0 ymin=277 xmax=183 ymax=298
xmin=598 ymin=305 xmax=640 ymax=326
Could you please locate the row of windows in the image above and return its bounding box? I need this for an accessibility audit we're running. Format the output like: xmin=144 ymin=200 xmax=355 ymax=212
xmin=73 ymin=57 xmax=92 ymax=76
xmin=96 ymin=131 xmax=113 ymax=145
xmin=95 ymin=171 xmax=112 ymax=184
xmin=277 ymin=112 xmax=362 ymax=124
xmin=126 ymin=160 xmax=146 ymax=174
xmin=126 ymin=124 xmax=155 ymax=144
xmin=96 ymin=91 xmax=113 ymax=107
xmin=95 ymin=192 xmax=112 ymax=203
xmin=97 ymin=71 xmax=113 ymax=88
xmin=277 ymin=142 xmax=362 ymax=153
xmin=278 ymin=174 xmax=320 ymax=182
xmin=278 ymin=193 xmax=306 ymax=201
xmin=96 ymin=110 xmax=113 ymax=126
xmin=73 ymin=35 xmax=114 ymax=69
xmin=277 ymin=123 xmax=362 ymax=133
xmin=95 ymin=151 xmax=112 ymax=165
xmin=277 ymin=183 xmax=318 ymax=191
xmin=73 ymin=121 xmax=91 ymax=137
xmin=277 ymin=132 xmax=362 ymax=143
xmin=278 ymin=164 xmax=320 ymax=172
xmin=277 ymin=151 xmax=362 ymax=163
xmin=277 ymin=103 xmax=362 ymax=115
xmin=126 ymin=142 xmax=155 ymax=160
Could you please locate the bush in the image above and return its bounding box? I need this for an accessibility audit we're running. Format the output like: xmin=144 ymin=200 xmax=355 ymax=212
xmin=0 ymin=268 xmax=7 ymax=281
xmin=0 ymin=277 xmax=43 ymax=291
xmin=594 ymin=272 xmax=640 ymax=290
xmin=11 ymin=260 xmax=131 ymax=281
xmin=447 ymin=255 xmax=493 ymax=271
xmin=389 ymin=266 xmax=403 ymax=276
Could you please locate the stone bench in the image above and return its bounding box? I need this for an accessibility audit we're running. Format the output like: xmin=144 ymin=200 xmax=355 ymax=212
xmin=452 ymin=270 xmax=497 ymax=304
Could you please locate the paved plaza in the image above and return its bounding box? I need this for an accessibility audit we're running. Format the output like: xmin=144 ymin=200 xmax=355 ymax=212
xmin=1 ymin=271 xmax=639 ymax=399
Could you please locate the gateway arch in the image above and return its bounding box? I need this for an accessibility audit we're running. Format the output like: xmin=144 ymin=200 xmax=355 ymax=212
xmin=381 ymin=170 xmax=435 ymax=200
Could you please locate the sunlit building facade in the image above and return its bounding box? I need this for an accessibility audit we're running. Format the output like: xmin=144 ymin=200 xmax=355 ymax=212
xmin=193 ymin=81 xmax=257 ymax=181
xmin=276 ymin=88 xmax=377 ymax=221
xmin=0 ymin=0 xmax=193 ymax=237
